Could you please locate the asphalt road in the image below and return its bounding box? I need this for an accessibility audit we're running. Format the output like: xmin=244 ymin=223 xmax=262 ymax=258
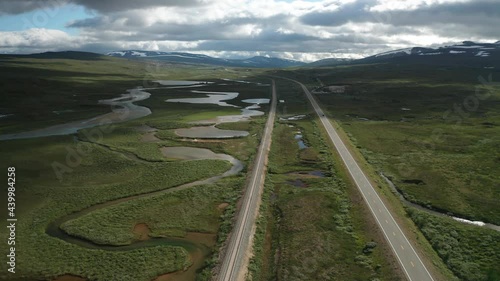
xmin=290 ymin=78 xmax=435 ymax=281
xmin=216 ymin=79 xmax=277 ymax=281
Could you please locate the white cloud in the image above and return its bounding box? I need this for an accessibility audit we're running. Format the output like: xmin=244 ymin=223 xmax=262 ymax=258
xmin=0 ymin=28 xmax=83 ymax=50
xmin=369 ymin=0 xmax=471 ymax=12
xmin=0 ymin=0 xmax=497 ymax=60
xmin=116 ymin=40 xmax=201 ymax=51
xmin=188 ymin=50 xmax=353 ymax=62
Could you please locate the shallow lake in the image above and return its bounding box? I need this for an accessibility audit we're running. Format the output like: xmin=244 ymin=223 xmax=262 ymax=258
xmin=166 ymin=91 xmax=239 ymax=107
xmin=167 ymin=92 xmax=268 ymax=138
xmin=154 ymin=80 xmax=211 ymax=86
xmin=241 ymin=98 xmax=270 ymax=104
xmin=295 ymin=134 xmax=308 ymax=149
xmin=161 ymin=146 xmax=243 ymax=177
xmin=175 ymin=126 xmax=249 ymax=139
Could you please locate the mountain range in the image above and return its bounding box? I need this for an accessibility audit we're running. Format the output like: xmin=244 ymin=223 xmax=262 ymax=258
xmin=1 ymin=41 xmax=497 ymax=69
xmin=106 ymin=50 xmax=307 ymax=68
xmin=356 ymin=41 xmax=500 ymax=67
xmin=106 ymin=41 xmax=499 ymax=68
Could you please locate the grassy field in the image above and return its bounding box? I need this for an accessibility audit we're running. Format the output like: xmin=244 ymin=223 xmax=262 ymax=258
xmin=282 ymin=64 xmax=500 ymax=224
xmin=4 ymin=51 xmax=497 ymax=281
xmin=60 ymin=180 xmax=240 ymax=245
xmin=0 ymin=136 xmax=230 ymax=280
xmin=0 ymin=55 xmax=269 ymax=280
xmin=275 ymin=64 xmax=500 ymax=281
xmin=408 ymin=209 xmax=500 ymax=281
xmin=247 ymin=79 xmax=403 ymax=281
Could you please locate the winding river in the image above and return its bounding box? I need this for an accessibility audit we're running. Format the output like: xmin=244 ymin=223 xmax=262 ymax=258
xmin=47 ymin=145 xmax=243 ymax=281
xmin=1 ymin=80 xmax=261 ymax=280
xmin=0 ymin=88 xmax=152 ymax=141
xmin=380 ymin=173 xmax=500 ymax=232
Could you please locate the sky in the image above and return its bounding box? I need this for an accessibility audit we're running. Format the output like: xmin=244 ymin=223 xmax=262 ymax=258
xmin=0 ymin=0 xmax=498 ymax=62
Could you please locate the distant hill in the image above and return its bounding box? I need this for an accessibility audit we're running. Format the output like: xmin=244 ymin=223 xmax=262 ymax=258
xmin=307 ymin=41 xmax=500 ymax=68
xmin=306 ymin=58 xmax=353 ymax=67
xmin=356 ymin=41 xmax=500 ymax=68
xmin=106 ymin=50 xmax=306 ymax=68
xmin=0 ymin=51 xmax=106 ymax=61
xmin=6 ymin=42 xmax=499 ymax=69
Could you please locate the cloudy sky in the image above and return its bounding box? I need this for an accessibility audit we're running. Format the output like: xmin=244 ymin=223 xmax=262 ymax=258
xmin=0 ymin=0 xmax=498 ymax=61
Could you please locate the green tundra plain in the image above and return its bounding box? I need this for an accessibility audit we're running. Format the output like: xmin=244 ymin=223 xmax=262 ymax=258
xmin=0 ymin=55 xmax=269 ymax=281
xmin=0 ymin=54 xmax=499 ymax=281
xmin=275 ymin=64 xmax=500 ymax=281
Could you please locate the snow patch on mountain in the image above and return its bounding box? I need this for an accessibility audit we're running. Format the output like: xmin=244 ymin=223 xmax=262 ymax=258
xmin=155 ymin=54 xmax=200 ymax=59
xmin=419 ymin=52 xmax=441 ymax=56
xmin=131 ymin=51 xmax=147 ymax=57
xmin=375 ymin=48 xmax=412 ymax=57
xmin=107 ymin=51 xmax=126 ymax=56
xmin=453 ymin=45 xmax=484 ymax=49
xmin=106 ymin=50 xmax=306 ymax=68
xmin=475 ymin=51 xmax=490 ymax=57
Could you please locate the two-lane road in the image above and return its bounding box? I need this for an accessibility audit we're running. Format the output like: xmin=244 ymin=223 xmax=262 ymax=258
xmin=289 ymin=78 xmax=435 ymax=281
xmin=217 ymin=79 xmax=277 ymax=281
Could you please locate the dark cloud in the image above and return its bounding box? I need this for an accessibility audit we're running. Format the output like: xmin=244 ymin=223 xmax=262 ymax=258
xmin=300 ymin=0 xmax=500 ymax=38
xmin=299 ymin=0 xmax=500 ymax=44
xmin=72 ymin=0 xmax=205 ymax=13
xmin=71 ymin=19 xmax=242 ymax=41
xmin=69 ymin=13 xmax=306 ymax=42
xmin=0 ymin=0 xmax=204 ymax=15
xmin=194 ymin=33 xmax=390 ymax=54
xmin=300 ymin=0 xmax=373 ymax=26
xmin=1 ymin=0 xmax=498 ymax=59
xmin=380 ymin=0 xmax=500 ymax=29
xmin=0 ymin=0 xmax=68 ymax=15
